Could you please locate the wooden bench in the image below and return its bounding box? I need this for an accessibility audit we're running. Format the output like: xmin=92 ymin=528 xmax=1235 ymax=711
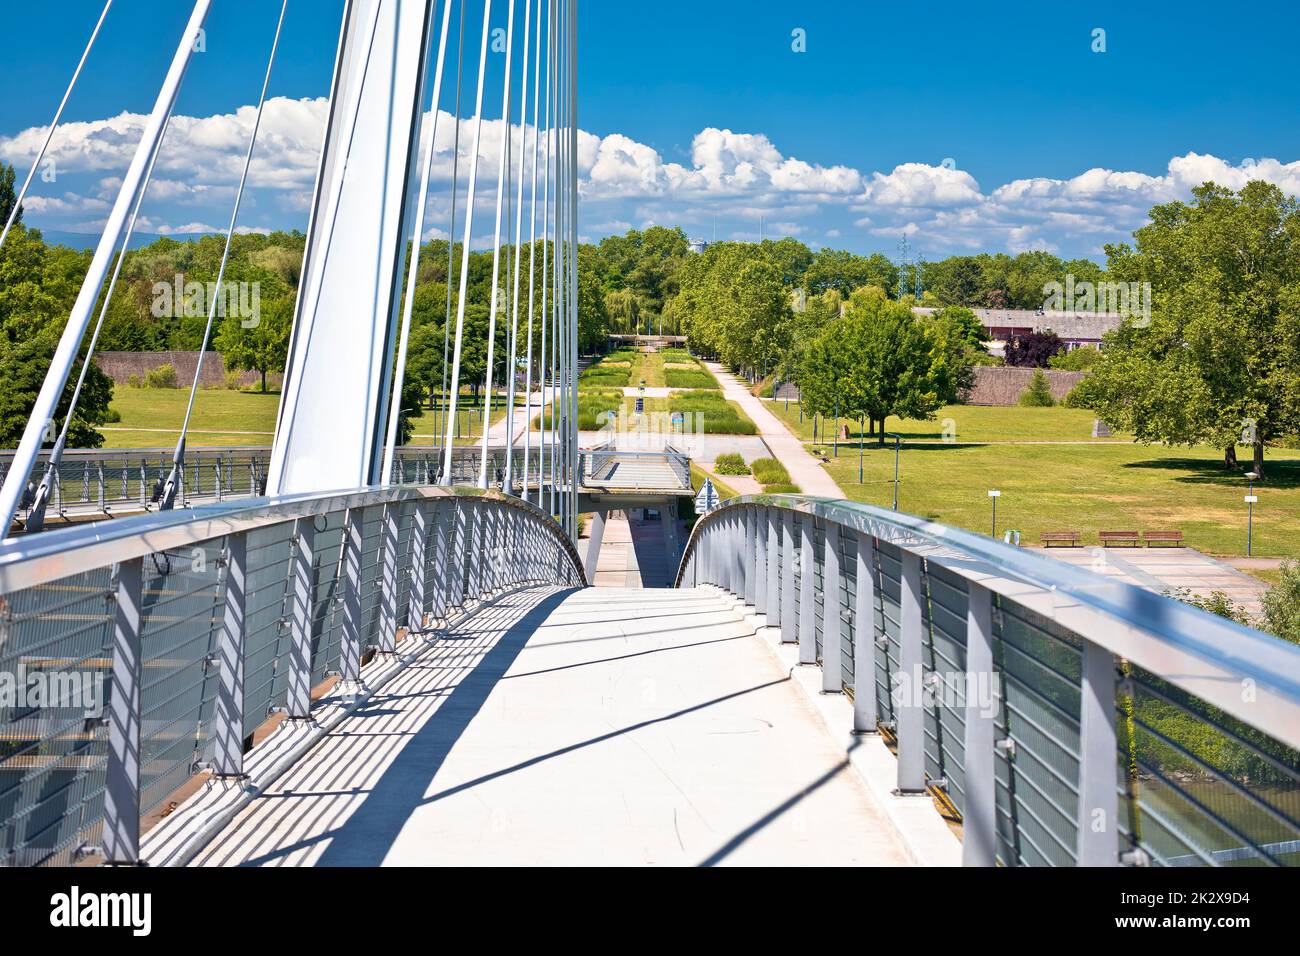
xmin=1099 ymin=530 xmax=1140 ymax=547
xmin=1040 ymin=531 xmax=1081 ymax=547
xmin=1143 ymin=529 xmax=1184 ymax=547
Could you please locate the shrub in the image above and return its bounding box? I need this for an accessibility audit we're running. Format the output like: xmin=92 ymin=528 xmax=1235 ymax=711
xmin=225 ymin=369 xmax=245 ymax=390
xmin=126 ymin=374 xmax=142 ymax=388
xmin=1018 ymin=369 xmax=1055 ymax=407
xmin=762 ymin=482 xmax=801 ymax=494
xmin=102 ymin=407 xmax=122 ymax=424
xmin=714 ymin=453 xmax=749 ymax=475
xmin=664 ymin=368 xmax=718 ymax=389
xmin=1049 ymin=346 xmax=1101 ymax=371
xmin=1262 ymin=560 xmax=1300 ymax=646
xmin=750 ymin=458 xmax=790 ymax=485
xmin=145 ymin=363 xmax=179 ymax=389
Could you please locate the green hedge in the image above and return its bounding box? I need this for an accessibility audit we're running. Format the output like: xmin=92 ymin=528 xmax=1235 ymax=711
xmin=714 ymin=453 xmax=749 ymax=475
xmin=750 ymin=457 xmax=790 ymax=485
xmin=762 ymin=482 xmax=801 ymax=494
xmin=668 ymin=390 xmax=756 ymax=434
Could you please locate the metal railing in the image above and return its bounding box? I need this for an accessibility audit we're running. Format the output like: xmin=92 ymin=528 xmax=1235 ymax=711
xmin=0 ymin=485 xmax=584 ymax=867
xmin=577 ymin=445 xmax=692 ymax=492
xmin=677 ymin=495 xmax=1300 ymax=867
xmin=0 ymin=445 xmax=564 ymax=528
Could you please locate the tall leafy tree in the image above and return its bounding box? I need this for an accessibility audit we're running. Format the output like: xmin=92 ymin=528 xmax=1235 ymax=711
xmin=0 ymin=161 xmax=21 ymax=228
xmin=1071 ymin=181 xmax=1300 ymax=476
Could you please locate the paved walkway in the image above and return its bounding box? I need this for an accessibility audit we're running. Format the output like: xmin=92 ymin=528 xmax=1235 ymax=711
xmin=487 ymin=390 xmax=550 ymax=446
xmin=705 ymin=362 xmax=844 ymax=498
xmin=193 ymin=587 xmax=909 ymax=867
xmin=1030 ymin=545 xmax=1268 ymax=615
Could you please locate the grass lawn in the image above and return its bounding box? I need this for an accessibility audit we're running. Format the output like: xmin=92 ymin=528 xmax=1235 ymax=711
xmin=765 ymin=399 xmax=1130 ymax=444
xmin=818 ymin=440 xmax=1299 ymax=558
xmin=628 ymin=350 xmax=665 ymax=388
xmin=104 ymin=386 xmax=507 ymax=448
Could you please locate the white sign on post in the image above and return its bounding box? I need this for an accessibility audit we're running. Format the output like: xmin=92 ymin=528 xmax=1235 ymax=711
xmin=695 ymin=477 xmax=720 ymax=515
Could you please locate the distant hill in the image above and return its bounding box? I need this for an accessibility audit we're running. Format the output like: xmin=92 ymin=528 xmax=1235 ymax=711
xmin=38 ymin=229 xmax=221 ymax=251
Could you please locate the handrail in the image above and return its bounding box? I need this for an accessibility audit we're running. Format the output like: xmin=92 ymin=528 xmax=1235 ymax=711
xmin=0 ymin=483 xmax=585 ymax=866
xmin=0 ymin=484 xmax=584 ymax=595
xmin=676 ymin=494 xmax=1300 ymax=867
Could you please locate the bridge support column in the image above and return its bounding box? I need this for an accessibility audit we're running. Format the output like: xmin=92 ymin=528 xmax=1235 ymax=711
xmin=798 ymin=515 xmax=817 ymax=665
xmin=744 ymin=508 xmax=757 ymax=607
xmin=103 ymin=556 xmax=143 ymax=865
xmin=340 ymin=510 xmax=363 ymax=683
xmin=287 ymin=518 xmax=316 ymax=718
xmin=852 ymin=533 xmax=878 ymax=733
xmin=896 ymin=551 xmax=926 ymax=793
xmin=1077 ymin=639 xmax=1119 ymax=865
xmin=822 ymin=521 xmax=843 ymax=693
xmin=661 ymin=502 xmax=679 ymax=571
xmin=962 ymin=583 xmax=996 ymax=865
xmin=209 ymin=533 xmax=247 ymax=777
xmin=780 ymin=511 xmax=796 ymax=643
xmin=583 ymin=510 xmax=607 ymax=583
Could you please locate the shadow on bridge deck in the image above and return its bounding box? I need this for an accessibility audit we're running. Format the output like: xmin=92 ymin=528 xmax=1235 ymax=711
xmin=193 ymin=587 xmax=910 ymax=866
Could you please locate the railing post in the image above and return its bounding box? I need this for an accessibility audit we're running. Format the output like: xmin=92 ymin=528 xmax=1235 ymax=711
xmin=780 ymin=510 xmax=796 ymax=642
xmin=287 ymin=517 xmax=316 ymax=719
xmin=822 ymin=521 xmax=843 ymax=693
xmin=377 ymin=503 xmax=400 ymax=651
xmin=430 ymin=500 xmax=449 ymax=620
xmin=102 ymin=556 xmax=144 ymax=865
xmin=765 ymin=509 xmax=780 ymax=624
xmin=896 ymin=550 xmax=926 ymax=793
xmin=1077 ymin=638 xmax=1119 ymax=865
xmin=798 ymin=514 xmax=816 ymax=665
xmin=853 ymin=532 xmax=878 ymax=733
xmin=962 ymin=582 xmax=997 ymax=865
xmin=339 ymin=509 xmax=363 ymax=683
xmin=744 ymin=507 xmax=757 ymax=607
xmin=450 ymin=500 xmax=467 ymax=608
xmin=754 ymin=506 xmax=767 ymax=616
xmin=408 ymin=501 xmax=429 ymax=632
xmin=209 ymin=532 xmax=247 ymax=777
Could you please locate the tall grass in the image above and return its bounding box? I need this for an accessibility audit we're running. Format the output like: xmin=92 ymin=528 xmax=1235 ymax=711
xmin=669 ymin=390 xmax=756 ymax=434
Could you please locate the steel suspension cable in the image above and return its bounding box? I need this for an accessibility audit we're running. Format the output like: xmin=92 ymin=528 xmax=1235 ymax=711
xmin=0 ymin=0 xmax=113 ymax=254
xmin=502 ymin=0 xmax=533 ymax=494
xmin=567 ymin=0 xmax=579 ymax=539
xmin=475 ymin=0 xmax=517 ymax=488
xmin=441 ymin=0 xmax=496 ymax=483
xmin=521 ymin=0 xmax=543 ymax=506
xmin=160 ymin=0 xmax=289 ymax=510
xmin=24 ymin=98 xmax=178 ymax=532
xmin=437 ymin=0 xmax=467 ymax=472
xmin=381 ymin=0 xmax=456 ymax=482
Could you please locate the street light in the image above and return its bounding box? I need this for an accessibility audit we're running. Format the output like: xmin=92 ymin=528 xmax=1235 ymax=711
xmin=858 ymin=415 xmax=865 ymax=483
xmin=885 ymin=432 xmax=902 ymax=509
xmin=1245 ymin=471 xmax=1259 ymax=557
xmin=988 ymin=489 xmax=1001 ymax=538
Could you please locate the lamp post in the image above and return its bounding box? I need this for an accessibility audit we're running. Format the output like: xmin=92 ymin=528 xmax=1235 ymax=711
xmin=858 ymin=415 xmax=865 ymax=483
xmin=886 ymin=432 xmax=902 ymax=509
xmin=1245 ymin=471 xmax=1259 ymax=557
xmin=988 ymin=489 xmax=1001 ymax=538
xmin=833 ymin=399 xmax=840 ymax=458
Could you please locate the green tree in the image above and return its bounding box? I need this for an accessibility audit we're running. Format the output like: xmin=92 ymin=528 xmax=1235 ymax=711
xmin=1071 ymin=181 xmax=1300 ymax=476
xmin=0 ymin=330 xmax=112 ymax=448
xmin=215 ymin=293 xmax=294 ymax=393
xmin=1018 ymin=369 xmax=1056 ymax=407
xmin=0 ymin=161 xmax=21 ymax=228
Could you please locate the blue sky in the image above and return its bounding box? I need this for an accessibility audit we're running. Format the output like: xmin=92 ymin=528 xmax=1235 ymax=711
xmin=3 ymin=0 xmax=1299 ymax=259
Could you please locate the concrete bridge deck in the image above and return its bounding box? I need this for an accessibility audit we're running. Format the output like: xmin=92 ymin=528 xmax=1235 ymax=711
xmin=193 ymin=587 xmax=910 ymax=867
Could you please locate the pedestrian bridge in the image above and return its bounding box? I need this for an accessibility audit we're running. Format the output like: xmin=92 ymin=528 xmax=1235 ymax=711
xmin=1 ymin=486 xmax=1297 ymax=868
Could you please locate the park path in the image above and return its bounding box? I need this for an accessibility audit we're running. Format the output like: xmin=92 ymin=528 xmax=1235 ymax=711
xmin=704 ymin=361 xmax=844 ymax=498
xmin=487 ymin=389 xmax=550 ymax=446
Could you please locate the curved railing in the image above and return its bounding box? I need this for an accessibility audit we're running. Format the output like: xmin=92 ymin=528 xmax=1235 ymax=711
xmin=677 ymin=495 xmax=1300 ymax=868
xmin=0 ymin=486 xmax=584 ymax=866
